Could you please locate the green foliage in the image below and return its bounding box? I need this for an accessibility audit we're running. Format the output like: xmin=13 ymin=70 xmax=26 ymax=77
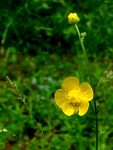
xmin=0 ymin=52 xmax=113 ymax=149
xmin=0 ymin=0 xmax=113 ymax=149
xmin=0 ymin=0 xmax=113 ymax=56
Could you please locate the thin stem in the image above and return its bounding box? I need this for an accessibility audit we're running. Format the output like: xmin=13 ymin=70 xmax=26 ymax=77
xmin=74 ymin=24 xmax=98 ymax=150
xmin=91 ymin=100 xmax=98 ymax=150
xmin=90 ymin=102 xmax=95 ymax=114
xmin=22 ymin=97 xmax=37 ymax=126
xmin=22 ymin=98 xmax=30 ymax=112
xmin=75 ymin=24 xmax=89 ymax=64
xmin=94 ymin=99 xmax=98 ymax=150
xmin=6 ymin=76 xmax=37 ymax=127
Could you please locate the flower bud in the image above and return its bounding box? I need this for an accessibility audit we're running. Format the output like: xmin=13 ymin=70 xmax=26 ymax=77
xmin=81 ymin=32 xmax=86 ymax=37
xmin=68 ymin=13 xmax=80 ymax=24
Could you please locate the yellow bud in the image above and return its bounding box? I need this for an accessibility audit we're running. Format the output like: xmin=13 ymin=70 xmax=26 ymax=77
xmin=68 ymin=13 xmax=80 ymax=24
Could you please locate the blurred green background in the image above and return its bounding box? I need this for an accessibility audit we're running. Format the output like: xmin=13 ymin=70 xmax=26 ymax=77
xmin=0 ymin=0 xmax=113 ymax=149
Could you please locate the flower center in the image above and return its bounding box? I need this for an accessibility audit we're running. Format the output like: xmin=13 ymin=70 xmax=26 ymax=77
xmin=68 ymin=90 xmax=80 ymax=106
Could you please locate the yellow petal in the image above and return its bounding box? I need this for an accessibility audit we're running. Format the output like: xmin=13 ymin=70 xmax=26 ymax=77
xmin=62 ymin=102 xmax=76 ymax=116
xmin=68 ymin=13 xmax=80 ymax=24
xmin=62 ymin=77 xmax=79 ymax=92
xmin=79 ymin=82 xmax=93 ymax=101
xmin=78 ymin=101 xmax=89 ymax=116
xmin=55 ymin=89 xmax=67 ymax=107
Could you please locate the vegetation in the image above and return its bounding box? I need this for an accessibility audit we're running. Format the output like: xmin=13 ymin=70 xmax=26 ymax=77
xmin=0 ymin=0 xmax=113 ymax=149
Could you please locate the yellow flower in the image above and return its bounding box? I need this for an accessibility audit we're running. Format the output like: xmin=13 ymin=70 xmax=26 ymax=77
xmin=68 ymin=13 xmax=80 ymax=24
xmin=55 ymin=77 xmax=93 ymax=116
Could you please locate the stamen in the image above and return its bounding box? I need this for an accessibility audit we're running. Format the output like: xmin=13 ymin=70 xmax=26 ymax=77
xmin=68 ymin=90 xmax=81 ymax=106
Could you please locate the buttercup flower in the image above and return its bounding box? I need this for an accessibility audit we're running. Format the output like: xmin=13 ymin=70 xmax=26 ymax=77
xmin=68 ymin=13 xmax=80 ymax=24
xmin=55 ymin=77 xmax=93 ymax=116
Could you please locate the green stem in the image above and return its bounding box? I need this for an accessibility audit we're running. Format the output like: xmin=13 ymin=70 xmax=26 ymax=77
xmin=75 ymin=24 xmax=89 ymax=64
xmin=75 ymin=24 xmax=98 ymax=150
xmin=22 ymin=98 xmax=37 ymax=125
xmin=94 ymin=99 xmax=98 ymax=150
xmin=22 ymin=98 xmax=30 ymax=113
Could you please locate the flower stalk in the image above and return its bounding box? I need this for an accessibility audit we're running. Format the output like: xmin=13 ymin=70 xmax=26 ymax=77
xmin=75 ymin=24 xmax=88 ymax=64
xmin=94 ymin=98 xmax=98 ymax=150
xmin=74 ymin=23 xmax=98 ymax=150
